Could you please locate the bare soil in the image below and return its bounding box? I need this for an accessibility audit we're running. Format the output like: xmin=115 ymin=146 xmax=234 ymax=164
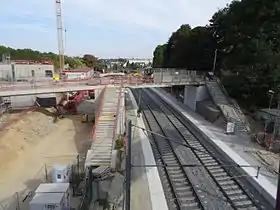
xmin=0 ymin=109 xmax=92 ymax=201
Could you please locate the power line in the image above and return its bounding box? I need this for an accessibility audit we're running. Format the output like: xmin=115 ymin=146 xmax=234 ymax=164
xmin=131 ymin=123 xmax=261 ymax=175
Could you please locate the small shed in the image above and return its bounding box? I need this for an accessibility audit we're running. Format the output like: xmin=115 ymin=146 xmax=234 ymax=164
xmin=51 ymin=164 xmax=71 ymax=183
xmin=35 ymin=183 xmax=70 ymax=208
xmin=29 ymin=192 xmax=65 ymax=210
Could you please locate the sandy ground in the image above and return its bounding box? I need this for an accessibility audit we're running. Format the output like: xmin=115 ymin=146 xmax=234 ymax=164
xmin=0 ymin=108 xmax=93 ymax=207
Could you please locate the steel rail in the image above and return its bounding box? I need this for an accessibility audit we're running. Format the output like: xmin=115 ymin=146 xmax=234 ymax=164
xmin=146 ymin=88 xmax=273 ymax=210
xmin=132 ymin=88 xmax=206 ymax=210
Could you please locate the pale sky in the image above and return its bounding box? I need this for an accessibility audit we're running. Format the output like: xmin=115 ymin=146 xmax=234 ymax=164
xmin=0 ymin=0 xmax=232 ymax=58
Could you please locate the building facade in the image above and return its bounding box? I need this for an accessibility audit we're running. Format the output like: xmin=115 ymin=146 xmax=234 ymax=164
xmin=0 ymin=60 xmax=54 ymax=81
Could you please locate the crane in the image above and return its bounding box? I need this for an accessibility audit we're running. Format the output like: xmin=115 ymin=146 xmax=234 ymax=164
xmin=55 ymin=0 xmax=65 ymax=73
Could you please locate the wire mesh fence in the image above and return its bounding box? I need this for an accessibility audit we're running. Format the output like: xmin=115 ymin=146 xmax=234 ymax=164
xmin=0 ymin=154 xmax=85 ymax=210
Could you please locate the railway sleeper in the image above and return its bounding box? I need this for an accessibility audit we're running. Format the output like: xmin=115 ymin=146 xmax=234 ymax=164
xmin=225 ymin=189 xmax=243 ymax=196
xmin=222 ymin=185 xmax=239 ymax=190
xmin=218 ymin=180 xmax=236 ymax=185
xmin=236 ymin=206 xmax=258 ymax=210
xmin=232 ymin=200 xmax=253 ymax=208
xmin=208 ymin=168 xmax=225 ymax=174
xmin=196 ymin=154 xmax=211 ymax=158
xmin=213 ymin=172 xmax=228 ymax=177
xmin=204 ymin=162 xmax=219 ymax=166
xmin=215 ymin=176 xmax=231 ymax=181
xmin=206 ymin=165 xmax=222 ymax=170
xmin=229 ymin=195 xmax=250 ymax=201
xmin=201 ymin=160 xmax=216 ymax=164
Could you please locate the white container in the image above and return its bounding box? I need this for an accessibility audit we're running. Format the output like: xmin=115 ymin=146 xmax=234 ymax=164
xmin=51 ymin=164 xmax=71 ymax=183
xmin=226 ymin=122 xmax=235 ymax=134
xmin=29 ymin=192 xmax=66 ymax=210
xmin=35 ymin=183 xmax=70 ymax=208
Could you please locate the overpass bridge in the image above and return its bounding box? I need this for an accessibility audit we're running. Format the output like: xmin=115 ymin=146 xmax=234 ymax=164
xmin=0 ymin=69 xmax=205 ymax=97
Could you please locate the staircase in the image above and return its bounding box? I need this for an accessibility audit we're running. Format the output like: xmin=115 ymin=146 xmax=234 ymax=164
xmin=85 ymin=87 xmax=120 ymax=167
xmin=206 ymin=78 xmax=250 ymax=134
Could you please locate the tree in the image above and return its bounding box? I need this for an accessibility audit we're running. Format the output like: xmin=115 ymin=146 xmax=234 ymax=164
xmin=0 ymin=45 xmax=87 ymax=69
xmin=152 ymin=0 xmax=280 ymax=109
xmin=152 ymin=44 xmax=166 ymax=67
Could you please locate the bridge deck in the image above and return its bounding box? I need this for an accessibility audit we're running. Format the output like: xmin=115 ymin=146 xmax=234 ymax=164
xmin=0 ymin=80 xmax=205 ymax=97
xmin=85 ymin=87 xmax=119 ymax=167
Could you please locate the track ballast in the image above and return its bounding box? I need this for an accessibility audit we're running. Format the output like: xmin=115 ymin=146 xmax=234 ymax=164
xmin=131 ymin=88 xmax=274 ymax=210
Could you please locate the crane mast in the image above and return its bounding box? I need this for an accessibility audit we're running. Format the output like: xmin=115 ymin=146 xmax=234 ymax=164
xmin=55 ymin=0 xmax=64 ymax=73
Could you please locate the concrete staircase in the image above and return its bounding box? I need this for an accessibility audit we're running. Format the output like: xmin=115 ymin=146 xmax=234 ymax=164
xmin=85 ymin=87 xmax=119 ymax=167
xmin=206 ymin=78 xmax=250 ymax=134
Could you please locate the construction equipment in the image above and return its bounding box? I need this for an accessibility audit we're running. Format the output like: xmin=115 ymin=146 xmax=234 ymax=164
xmin=55 ymin=0 xmax=65 ymax=73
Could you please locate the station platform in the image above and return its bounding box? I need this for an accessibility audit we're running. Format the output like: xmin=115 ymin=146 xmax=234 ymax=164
xmin=127 ymin=89 xmax=168 ymax=210
xmin=151 ymin=87 xmax=277 ymax=205
xmin=85 ymin=87 xmax=123 ymax=167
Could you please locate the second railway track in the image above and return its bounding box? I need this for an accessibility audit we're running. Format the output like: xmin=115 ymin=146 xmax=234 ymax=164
xmin=131 ymin=88 xmax=274 ymax=210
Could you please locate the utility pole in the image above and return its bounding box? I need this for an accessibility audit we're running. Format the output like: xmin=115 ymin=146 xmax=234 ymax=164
xmin=55 ymin=0 xmax=65 ymax=73
xmin=275 ymin=99 xmax=280 ymax=210
xmin=125 ymin=120 xmax=132 ymax=210
xmin=64 ymin=28 xmax=67 ymax=56
xmin=212 ymin=49 xmax=218 ymax=73
xmin=264 ymin=90 xmax=274 ymax=140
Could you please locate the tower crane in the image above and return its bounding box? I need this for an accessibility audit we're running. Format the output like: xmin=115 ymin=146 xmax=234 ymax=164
xmin=55 ymin=0 xmax=65 ymax=73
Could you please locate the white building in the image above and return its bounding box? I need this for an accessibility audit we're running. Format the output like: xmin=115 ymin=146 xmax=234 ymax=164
xmin=61 ymin=68 xmax=93 ymax=80
xmin=0 ymin=60 xmax=54 ymax=81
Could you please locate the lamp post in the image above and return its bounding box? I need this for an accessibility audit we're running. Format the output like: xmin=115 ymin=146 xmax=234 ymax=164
xmin=263 ymin=90 xmax=274 ymax=140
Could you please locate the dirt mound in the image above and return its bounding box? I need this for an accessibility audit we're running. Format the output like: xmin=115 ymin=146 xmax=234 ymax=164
xmin=0 ymin=111 xmax=57 ymax=169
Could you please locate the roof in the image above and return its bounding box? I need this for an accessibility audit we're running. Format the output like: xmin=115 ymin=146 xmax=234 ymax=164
xmin=35 ymin=183 xmax=69 ymax=193
xmin=30 ymin=192 xmax=64 ymax=204
xmin=63 ymin=68 xmax=92 ymax=73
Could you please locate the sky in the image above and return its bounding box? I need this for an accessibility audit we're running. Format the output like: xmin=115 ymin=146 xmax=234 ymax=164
xmin=0 ymin=0 xmax=232 ymax=58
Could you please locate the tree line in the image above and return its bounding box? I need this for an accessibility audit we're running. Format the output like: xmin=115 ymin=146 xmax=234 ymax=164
xmin=0 ymin=45 xmax=106 ymax=71
xmin=152 ymin=0 xmax=280 ymax=110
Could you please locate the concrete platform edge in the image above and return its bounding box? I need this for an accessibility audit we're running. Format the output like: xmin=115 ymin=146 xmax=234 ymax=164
xmin=127 ymin=88 xmax=168 ymax=210
xmin=151 ymin=87 xmax=277 ymax=205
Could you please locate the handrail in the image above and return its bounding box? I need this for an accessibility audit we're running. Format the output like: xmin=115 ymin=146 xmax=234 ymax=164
xmin=216 ymin=78 xmax=251 ymax=132
xmin=112 ymin=87 xmax=122 ymax=147
xmin=91 ymin=86 xmax=107 ymax=140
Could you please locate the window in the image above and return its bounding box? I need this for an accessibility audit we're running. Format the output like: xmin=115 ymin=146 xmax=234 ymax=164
xmin=45 ymin=70 xmax=53 ymax=77
xmin=57 ymin=174 xmax=62 ymax=179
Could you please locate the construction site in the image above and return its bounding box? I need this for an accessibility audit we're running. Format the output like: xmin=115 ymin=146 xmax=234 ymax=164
xmin=0 ymin=89 xmax=99 ymax=209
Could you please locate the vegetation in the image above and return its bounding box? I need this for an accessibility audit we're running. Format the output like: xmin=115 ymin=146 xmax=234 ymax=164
xmin=115 ymin=134 xmax=124 ymax=150
xmin=152 ymin=0 xmax=280 ymax=110
xmin=0 ymin=45 xmax=105 ymax=71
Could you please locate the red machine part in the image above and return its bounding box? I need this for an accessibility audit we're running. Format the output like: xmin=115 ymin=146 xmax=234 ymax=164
xmin=59 ymin=90 xmax=94 ymax=114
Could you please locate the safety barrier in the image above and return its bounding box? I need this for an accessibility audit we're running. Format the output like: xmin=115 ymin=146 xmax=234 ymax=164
xmin=112 ymin=87 xmax=122 ymax=145
xmin=91 ymin=87 xmax=106 ymax=139
xmin=0 ymin=73 xmax=205 ymax=91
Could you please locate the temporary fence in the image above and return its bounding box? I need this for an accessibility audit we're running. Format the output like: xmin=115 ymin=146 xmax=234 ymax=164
xmin=0 ymin=154 xmax=84 ymax=210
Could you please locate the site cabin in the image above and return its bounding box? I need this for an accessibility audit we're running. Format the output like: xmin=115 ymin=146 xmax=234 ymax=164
xmin=29 ymin=192 xmax=68 ymax=210
xmin=51 ymin=164 xmax=71 ymax=183
xmin=35 ymin=183 xmax=70 ymax=209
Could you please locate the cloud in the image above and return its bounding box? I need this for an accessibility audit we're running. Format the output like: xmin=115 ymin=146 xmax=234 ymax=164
xmin=0 ymin=0 xmax=232 ymax=58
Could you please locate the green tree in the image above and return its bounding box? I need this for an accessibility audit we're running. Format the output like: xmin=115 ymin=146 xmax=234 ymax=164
xmin=152 ymin=44 xmax=166 ymax=67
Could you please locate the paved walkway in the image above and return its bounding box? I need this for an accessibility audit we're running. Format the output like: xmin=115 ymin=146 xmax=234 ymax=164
xmin=127 ymin=88 xmax=168 ymax=210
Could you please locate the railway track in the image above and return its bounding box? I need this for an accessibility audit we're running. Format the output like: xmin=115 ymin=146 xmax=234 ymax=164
xmin=131 ymin=88 xmax=274 ymax=210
